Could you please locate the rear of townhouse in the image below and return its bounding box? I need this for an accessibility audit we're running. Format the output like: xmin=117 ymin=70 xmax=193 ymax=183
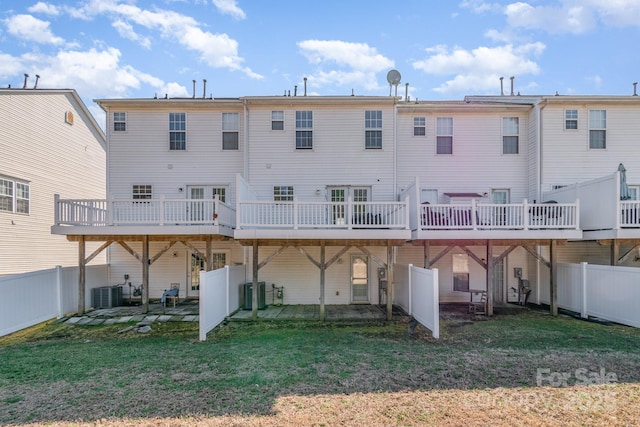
xmin=51 ymin=89 xmax=640 ymax=317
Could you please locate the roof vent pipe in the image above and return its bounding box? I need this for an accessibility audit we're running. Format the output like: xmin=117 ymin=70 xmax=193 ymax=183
xmin=304 ymin=77 xmax=307 ymax=96
xmin=202 ymin=79 xmax=207 ymax=98
xmin=33 ymin=74 xmax=40 ymax=89
xmin=192 ymin=80 xmax=196 ymax=98
xmin=510 ymin=76 xmax=515 ymax=96
xmin=23 ymin=73 xmax=29 ymax=89
xmin=500 ymin=77 xmax=504 ymax=96
xmin=294 ymin=85 xmax=297 ymax=96
xmin=405 ymin=83 xmax=409 ymax=101
xmin=634 ymin=82 xmax=638 ymax=96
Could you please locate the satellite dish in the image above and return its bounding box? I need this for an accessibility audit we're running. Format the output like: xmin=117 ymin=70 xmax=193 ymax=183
xmin=387 ymin=69 xmax=401 ymax=86
xmin=386 ymin=69 xmax=401 ymax=96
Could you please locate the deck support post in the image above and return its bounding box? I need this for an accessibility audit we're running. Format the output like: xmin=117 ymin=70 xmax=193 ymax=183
xmin=486 ymin=240 xmax=494 ymax=316
xmin=387 ymin=242 xmax=394 ymax=321
xmin=610 ymin=240 xmax=619 ymax=266
xmin=550 ymin=239 xmax=558 ymax=316
xmin=78 ymin=236 xmax=86 ymax=315
xmin=423 ymin=240 xmax=430 ymax=268
xmin=320 ymin=241 xmax=326 ymax=321
xmin=252 ymin=240 xmax=258 ymax=321
xmin=142 ymin=235 xmax=149 ymax=314
xmin=206 ymin=237 xmax=213 ymax=271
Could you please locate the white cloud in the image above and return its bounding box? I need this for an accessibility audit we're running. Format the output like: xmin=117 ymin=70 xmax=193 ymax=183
xmin=297 ymin=40 xmax=394 ymax=92
xmin=460 ymin=0 xmax=502 ymax=14
xmin=212 ymin=0 xmax=246 ymax=20
xmin=112 ymin=19 xmax=151 ymax=49
xmin=71 ymin=0 xmax=261 ymax=78
xmin=28 ymin=2 xmax=60 ymax=16
xmin=413 ymin=43 xmax=545 ymax=94
xmin=4 ymin=14 xmax=65 ymax=45
xmin=504 ymin=0 xmax=640 ymax=34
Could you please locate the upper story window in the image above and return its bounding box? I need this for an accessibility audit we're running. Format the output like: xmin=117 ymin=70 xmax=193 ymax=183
xmin=436 ymin=117 xmax=453 ymax=154
xmin=169 ymin=113 xmax=186 ymax=150
xmin=502 ymin=117 xmax=519 ymax=154
xmin=414 ymin=117 xmax=426 ymax=136
xmin=132 ymin=184 xmax=152 ymax=199
xmin=0 ymin=176 xmax=29 ymax=214
xmin=565 ymin=109 xmax=578 ymax=130
xmin=274 ymin=186 xmax=294 ymax=201
xmin=272 ymin=110 xmax=284 ymax=131
xmin=113 ymin=112 xmax=126 ymax=131
xmin=589 ymin=109 xmax=606 ymax=149
xmin=365 ymin=110 xmax=382 ymax=149
xmin=222 ymin=112 xmax=239 ymax=150
xmin=296 ymin=111 xmax=313 ymax=149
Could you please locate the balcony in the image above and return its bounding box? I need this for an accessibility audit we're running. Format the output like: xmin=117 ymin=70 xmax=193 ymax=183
xmin=413 ymin=199 xmax=581 ymax=240
xmin=234 ymin=198 xmax=411 ymax=241
xmin=51 ymin=195 xmax=236 ymax=237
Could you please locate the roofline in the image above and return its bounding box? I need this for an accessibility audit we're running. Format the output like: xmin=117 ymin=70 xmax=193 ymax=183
xmin=0 ymin=88 xmax=106 ymax=148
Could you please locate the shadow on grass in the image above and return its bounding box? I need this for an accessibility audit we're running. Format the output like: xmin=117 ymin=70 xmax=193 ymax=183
xmin=1 ymin=307 xmax=639 ymax=425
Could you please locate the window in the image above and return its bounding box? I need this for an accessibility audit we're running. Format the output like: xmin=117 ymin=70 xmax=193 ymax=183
xmin=132 ymin=185 xmax=152 ymax=199
xmin=222 ymin=112 xmax=239 ymax=150
xmin=212 ymin=187 xmax=227 ymax=203
xmin=0 ymin=177 xmax=29 ymax=214
xmin=211 ymin=252 xmax=228 ymax=270
xmin=113 ymin=112 xmax=126 ymax=131
xmin=628 ymin=186 xmax=640 ymax=200
xmin=453 ymin=254 xmax=469 ymax=292
xmin=272 ymin=110 xmax=284 ymax=131
xmin=169 ymin=113 xmax=186 ymax=150
xmin=296 ymin=111 xmax=313 ymax=149
xmin=565 ymin=109 xmax=578 ymax=130
xmin=365 ymin=110 xmax=382 ymax=149
xmin=274 ymin=186 xmax=294 ymax=201
xmin=589 ymin=110 xmax=606 ymax=149
xmin=414 ymin=117 xmax=426 ymax=136
xmin=502 ymin=117 xmax=519 ymax=154
xmin=436 ymin=117 xmax=453 ymax=154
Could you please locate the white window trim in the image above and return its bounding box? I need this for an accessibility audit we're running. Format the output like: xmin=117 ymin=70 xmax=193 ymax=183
xmin=113 ymin=112 xmax=127 ymax=132
xmin=502 ymin=116 xmax=519 ymax=155
xmin=271 ymin=110 xmax=285 ymax=131
xmin=0 ymin=176 xmax=30 ymax=214
xmin=436 ymin=117 xmax=453 ymax=155
xmin=564 ymin=109 xmax=578 ymax=131
xmin=169 ymin=112 xmax=187 ymax=151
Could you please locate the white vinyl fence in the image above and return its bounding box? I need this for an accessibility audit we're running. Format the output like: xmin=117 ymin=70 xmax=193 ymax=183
xmin=0 ymin=265 xmax=109 ymax=337
xmin=540 ymin=262 xmax=640 ymax=328
xmin=199 ymin=265 xmax=245 ymax=341
xmin=394 ymin=264 xmax=439 ymax=338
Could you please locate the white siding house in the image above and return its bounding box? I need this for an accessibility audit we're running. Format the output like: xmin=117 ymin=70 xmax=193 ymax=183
xmin=0 ymin=88 xmax=106 ymax=275
xmin=52 ymin=87 xmax=640 ymax=317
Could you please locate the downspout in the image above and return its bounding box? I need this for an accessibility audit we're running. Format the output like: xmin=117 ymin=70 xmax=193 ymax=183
xmin=535 ymin=98 xmax=547 ymax=305
xmin=243 ymin=99 xmax=249 ymax=179
xmin=393 ymin=98 xmax=398 ymax=201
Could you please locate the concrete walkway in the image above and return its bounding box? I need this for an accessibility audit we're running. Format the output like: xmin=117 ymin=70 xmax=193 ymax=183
xmin=60 ymin=301 xmax=200 ymax=326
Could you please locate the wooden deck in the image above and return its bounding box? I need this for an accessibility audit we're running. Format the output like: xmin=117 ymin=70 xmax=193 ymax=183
xmin=229 ymin=304 xmax=387 ymax=321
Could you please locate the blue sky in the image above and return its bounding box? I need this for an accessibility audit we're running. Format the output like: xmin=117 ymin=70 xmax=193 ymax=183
xmin=2 ymin=0 xmax=640 ymax=124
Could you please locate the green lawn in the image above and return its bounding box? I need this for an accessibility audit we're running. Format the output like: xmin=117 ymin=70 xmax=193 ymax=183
xmin=1 ymin=309 xmax=639 ymax=426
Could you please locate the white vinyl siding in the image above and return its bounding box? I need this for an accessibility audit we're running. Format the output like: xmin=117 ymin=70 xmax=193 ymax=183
xmin=0 ymin=90 xmax=106 ymax=274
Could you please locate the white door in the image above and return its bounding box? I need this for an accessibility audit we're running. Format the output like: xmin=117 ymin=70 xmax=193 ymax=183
xmin=492 ymin=189 xmax=510 ymax=225
xmin=351 ymin=255 xmax=369 ymax=303
xmin=188 ymin=252 xmax=205 ymax=297
xmin=329 ymin=186 xmax=370 ymax=225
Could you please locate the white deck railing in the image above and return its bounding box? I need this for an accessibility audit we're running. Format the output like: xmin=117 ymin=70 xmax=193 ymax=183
xmin=54 ymin=195 xmax=236 ymax=228
xmin=619 ymin=200 xmax=640 ymax=227
xmin=420 ymin=200 xmax=579 ymax=230
xmin=237 ymin=198 xmax=410 ymax=230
